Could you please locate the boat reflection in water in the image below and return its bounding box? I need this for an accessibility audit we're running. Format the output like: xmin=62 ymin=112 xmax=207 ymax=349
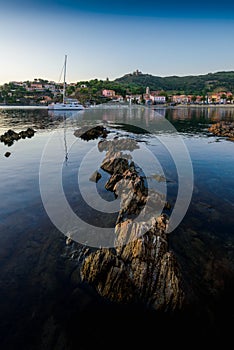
xmin=47 ymin=108 xmax=86 ymax=165
xmin=48 ymin=109 xmax=85 ymax=119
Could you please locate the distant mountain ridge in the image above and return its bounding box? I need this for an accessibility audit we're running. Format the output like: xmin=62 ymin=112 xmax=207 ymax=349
xmin=114 ymin=70 xmax=234 ymax=94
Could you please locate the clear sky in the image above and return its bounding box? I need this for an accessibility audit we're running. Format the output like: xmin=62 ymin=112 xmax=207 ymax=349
xmin=1 ymin=0 xmax=234 ymax=84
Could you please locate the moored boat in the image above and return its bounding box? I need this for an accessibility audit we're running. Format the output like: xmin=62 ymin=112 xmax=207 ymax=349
xmin=48 ymin=55 xmax=84 ymax=110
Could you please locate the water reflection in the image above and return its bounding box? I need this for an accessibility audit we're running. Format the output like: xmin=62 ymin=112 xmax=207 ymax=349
xmin=167 ymin=106 xmax=234 ymax=121
xmin=165 ymin=107 xmax=234 ymax=136
xmin=0 ymin=105 xmax=234 ymax=348
xmin=0 ymin=108 xmax=59 ymax=131
xmin=1 ymin=106 xmax=234 ymax=135
xmin=48 ymin=109 xmax=85 ymax=119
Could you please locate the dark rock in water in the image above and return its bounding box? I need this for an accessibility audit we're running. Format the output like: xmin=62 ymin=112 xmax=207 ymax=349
xmin=0 ymin=127 xmax=36 ymax=146
xmin=74 ymin=125 xmax=108 ymax=141
xmin=19 ymin=127 xmax=35 ymax=139
xmin=4 ymin=152 xmax=11 ymax=158
xmin=89 ymin=170 xmax=102 ymax=183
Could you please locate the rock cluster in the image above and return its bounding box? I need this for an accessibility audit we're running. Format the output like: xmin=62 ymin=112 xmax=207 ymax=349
xmin=0 ymin=128 xmax=35 ymax=146
xmin=79 ymin=131 xmax=185 ymax=311
xmin=208 ymin=121 xmax=234 ymax=141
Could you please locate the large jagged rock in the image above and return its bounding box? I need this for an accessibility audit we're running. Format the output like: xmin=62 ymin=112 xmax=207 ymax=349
xmin=74 ymin=125 xmax=108 ymax=141
xmin=81 ymin=215 xmax=184 ymax=311
xmin=80 ymin=135 xmax=185 ymax=311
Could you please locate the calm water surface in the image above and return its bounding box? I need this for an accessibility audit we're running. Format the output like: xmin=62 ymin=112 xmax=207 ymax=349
xmin=0 ymin=105 xmax=234 ymax=348
xmin=1 ymin=106 xmax=233 ymax=240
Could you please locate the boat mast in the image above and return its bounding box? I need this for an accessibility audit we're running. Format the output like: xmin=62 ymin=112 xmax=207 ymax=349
xmin=63 ymin=55 xmax=67 ymax=104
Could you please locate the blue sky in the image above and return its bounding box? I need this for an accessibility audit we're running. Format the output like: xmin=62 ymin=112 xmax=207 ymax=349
xmin=1 ymin=0 xmax=234 ymax=84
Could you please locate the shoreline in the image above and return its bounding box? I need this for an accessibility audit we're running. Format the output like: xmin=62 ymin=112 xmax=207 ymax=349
xmin=153 ymin=103 xmax=234 ymax=109
xmin=0 ymin=105 xmax=48 ymax=109
xmin=1 ymin=103 xmax=234 ymax=110
xmin=173 ymin=104 xmax=234 ymax=108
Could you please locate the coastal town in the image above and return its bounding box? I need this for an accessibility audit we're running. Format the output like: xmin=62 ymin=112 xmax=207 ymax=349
xmin=1 ymin=74 xmax=234 ymax=107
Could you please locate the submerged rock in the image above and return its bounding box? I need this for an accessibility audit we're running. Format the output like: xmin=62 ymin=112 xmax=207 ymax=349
xmin=208 ymin=121 xmax=234 ymax=141
xmin=98 ymin=137 xmax=139 ymax=153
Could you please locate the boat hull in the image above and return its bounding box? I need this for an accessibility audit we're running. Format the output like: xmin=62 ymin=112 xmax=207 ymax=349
xmin=48 ymin=103 xmax=84 ymax=110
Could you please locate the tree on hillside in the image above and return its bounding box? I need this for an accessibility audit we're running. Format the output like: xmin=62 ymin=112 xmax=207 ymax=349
xmin=201 ymin=95 xmax=207 ymax=104
xmin=191 ymin=95 xmax=197 ymax=103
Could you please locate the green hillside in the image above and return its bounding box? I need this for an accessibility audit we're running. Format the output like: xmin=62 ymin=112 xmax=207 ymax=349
xmin=114 ymin=71 xmax=234 ymax=94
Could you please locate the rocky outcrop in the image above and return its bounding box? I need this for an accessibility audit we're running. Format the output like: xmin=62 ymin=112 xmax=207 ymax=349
xmin=0 ymin=128 xmax=35 ymax=146
xmin=74 ymin=125 xmax=108 ymax=141
xmin=80 ymin=134 xmax=185 ymax=311
xmin=81 ymin=216 xmax=184 ymax=311
xmin=208 ymin=121 xmax=234 ymax=141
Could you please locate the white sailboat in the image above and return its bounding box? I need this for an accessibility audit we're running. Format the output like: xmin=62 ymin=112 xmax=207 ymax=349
xmin=48 ymin=55 xmax=84 ymax=110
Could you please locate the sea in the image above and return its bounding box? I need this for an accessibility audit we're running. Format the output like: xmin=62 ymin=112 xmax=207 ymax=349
xmin=0 ymin=105 xmax=233 ymax=349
